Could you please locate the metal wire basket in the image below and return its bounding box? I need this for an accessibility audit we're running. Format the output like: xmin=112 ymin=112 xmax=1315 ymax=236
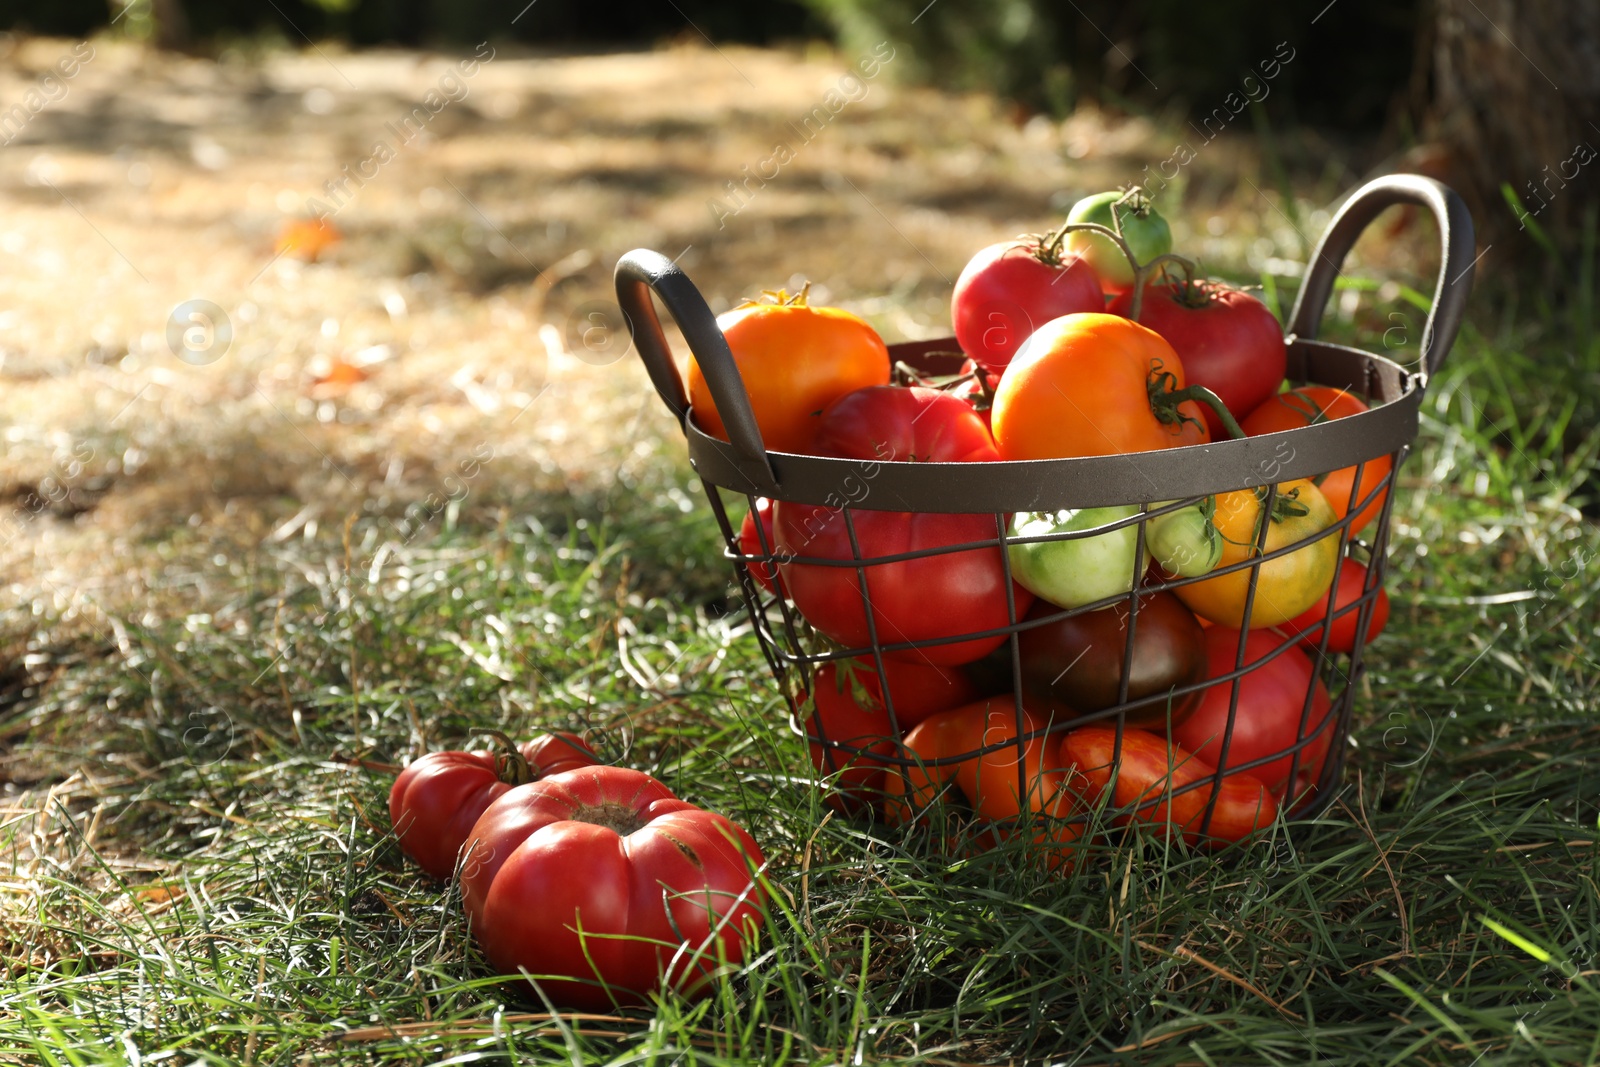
xmin=614 ymin=174 xmax=1474 ymax=843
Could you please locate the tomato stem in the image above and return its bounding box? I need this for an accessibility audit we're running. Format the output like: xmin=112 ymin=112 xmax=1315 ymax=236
xmin=1125 ymin=252 xmax=1200 ymax=321
xmin=739 ymin=282 xmax=812 ymax=309
xmin=482 ymin=729 xmax=533 ymax=786
xmin=1146 ymin=365 xmax=1246 ymax=441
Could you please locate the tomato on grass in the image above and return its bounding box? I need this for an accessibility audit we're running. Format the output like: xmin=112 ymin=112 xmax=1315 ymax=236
xmin=460 ymin=767 xmax=766 ymax=1010
xmin=389 ymin=732 xmax=599 ymax=880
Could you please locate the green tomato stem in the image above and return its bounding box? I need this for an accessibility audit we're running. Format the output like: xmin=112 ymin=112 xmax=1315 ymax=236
xmin=1147 ymin=367 xmax=1247 ymax=441
xmin=1125 ymin=252 xmax=1201 ymax=321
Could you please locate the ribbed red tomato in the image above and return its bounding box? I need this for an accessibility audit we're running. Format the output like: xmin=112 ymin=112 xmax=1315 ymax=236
xmin=388 ymin=732 xmax=599 ymax=880
xmin=460 ymin=767 xmax=765 ymax=1010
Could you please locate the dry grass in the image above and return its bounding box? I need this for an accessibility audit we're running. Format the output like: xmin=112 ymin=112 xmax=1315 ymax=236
xmin=0 ymin=34 xmax=1369 ymax=630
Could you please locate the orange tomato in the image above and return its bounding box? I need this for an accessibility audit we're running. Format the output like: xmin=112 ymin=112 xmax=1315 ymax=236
xmin=1174 ymin=479 xmax=1339 ymax=628
xmin=884 ymin=697 xmax=1079 ymax=859
xmin=991 ymin=313 xmax=1210 ymax=459
xmin=688 ymin=293 xmax=890 ymax=455
xmin=275 ymin=217 xmax=341 ymax=262
xmin=1057 ymin=726 xmax=1277 ymax=845
xmin=1240 ymin=386 xmax=1392 ymax=534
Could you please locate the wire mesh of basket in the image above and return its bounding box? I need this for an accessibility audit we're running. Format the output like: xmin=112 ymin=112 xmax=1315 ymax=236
xmin=614 ymin=174 xmax=1475 ymax=844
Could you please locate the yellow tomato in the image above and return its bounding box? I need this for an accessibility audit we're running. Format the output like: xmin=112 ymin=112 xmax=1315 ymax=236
xmin=1174 ymin=479 xmax=1339 ymax=628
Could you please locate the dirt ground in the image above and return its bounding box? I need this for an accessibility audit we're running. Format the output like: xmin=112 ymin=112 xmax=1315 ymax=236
xmin=0 ymin=34 xmax=1357 ymax=630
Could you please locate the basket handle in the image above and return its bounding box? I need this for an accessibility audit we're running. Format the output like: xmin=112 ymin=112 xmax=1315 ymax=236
xmin=614 ymin=248 xmax=778 ymax=490
xmin=1287 ymin=173 xmax=1476 ymax=382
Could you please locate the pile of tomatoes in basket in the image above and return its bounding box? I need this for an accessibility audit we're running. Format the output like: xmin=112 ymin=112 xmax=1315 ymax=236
xmin=695 ymin=188 xmax=1395 ymax=848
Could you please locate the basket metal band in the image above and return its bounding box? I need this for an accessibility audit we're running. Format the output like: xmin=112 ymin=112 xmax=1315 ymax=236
xmin=682 ymin=337 xmax=1419 ymax=511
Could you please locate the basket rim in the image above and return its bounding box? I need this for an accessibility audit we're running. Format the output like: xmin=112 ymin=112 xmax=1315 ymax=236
xmin=683 ymin=335 xmax=1421 ymax=511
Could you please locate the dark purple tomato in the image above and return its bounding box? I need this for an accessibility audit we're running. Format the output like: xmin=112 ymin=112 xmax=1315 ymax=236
xmin=1018 ymin=592 xmax=1206 ymax=729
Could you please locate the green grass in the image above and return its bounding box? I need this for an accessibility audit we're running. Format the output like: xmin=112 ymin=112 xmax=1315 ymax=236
xmin=4 ymin=267 xmax=1600 ymax=1065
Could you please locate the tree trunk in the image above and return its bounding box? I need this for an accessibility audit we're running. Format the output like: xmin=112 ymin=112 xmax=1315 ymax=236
xmin=1421 ymin=0 xmax=1600 ymax=265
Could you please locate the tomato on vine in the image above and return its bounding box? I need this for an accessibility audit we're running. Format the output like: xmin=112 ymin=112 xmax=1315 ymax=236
xmin=1064 ymin=188 xmax=1173 ymax=296
xmin=1173 ymin=479 xmax=1339 ymax=628
xmin=1109 ymin=278 xmax=1286 ymax=440
xmin=991 ymin=313 xmax=1237 ymax=460
xmin=951 ymin=235 xmax=1104 ymax=374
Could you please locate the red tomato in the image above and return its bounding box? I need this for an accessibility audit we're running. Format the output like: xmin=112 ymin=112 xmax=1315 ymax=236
xmin=814 ymin=386 xmax=998 ymax=463
xmin=1171 ymin=627 xmax=1334 ymax=805
xmin=460 ymin=767 xmax=766 ymax=1010
xmin=738 ymin=497 xmax=784 ymax=596
xmin=1109 ymin=280 xmax=1286 ymax=439
xmin=388 ymin=733 xmax=599 ymax=880
xmin=991 ymin=313 xmax=1210 ymax=460
xmin=1278 ymin=557 xmax=1390 ymax=654
xmin=777 ymin=505 xmax=1030 ymax=665
xmin=1240 ymin=386 xmax=1392 ymax=535
xmin=777 ymin=386 xmax=1028 ymax=665
xmin=851 ymin=655 xmax=985 ymax=729
xmin=803 ymin=660 xmax=896 ymax=812
xmin=1057 ymin=726 xmax=1277 ymax=845
xmin=951 ymin=240 xmax=1104 ymax=374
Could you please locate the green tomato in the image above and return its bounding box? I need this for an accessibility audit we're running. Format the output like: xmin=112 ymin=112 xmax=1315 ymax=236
xmin=1146 ymin=499 xmax=1223 ymax=578
xmin=1064 ymin=189 xmax=1172 ymax=292
xmin=1008 ymin=506 xmax=1140 ymax=609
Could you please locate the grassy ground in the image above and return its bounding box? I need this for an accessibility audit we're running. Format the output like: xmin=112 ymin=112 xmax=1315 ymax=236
xmin=3 ymin=34 xmax=1600 ymax=1067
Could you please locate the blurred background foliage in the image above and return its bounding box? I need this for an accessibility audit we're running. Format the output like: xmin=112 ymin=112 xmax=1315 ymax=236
xmin=2 ymin=0 xmax=1596 ymax=278
xmin=7 ymin=0 xmax=1418 ymax=130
